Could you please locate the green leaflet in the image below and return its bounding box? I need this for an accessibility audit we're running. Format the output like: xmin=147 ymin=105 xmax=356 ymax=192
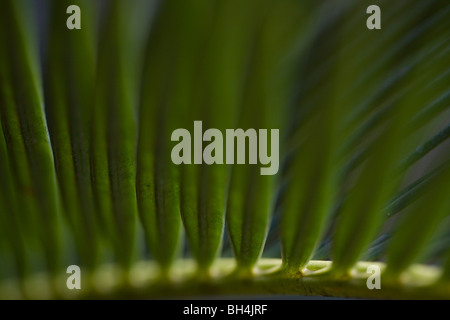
xmin=381 ymin=4 xmax=450 ymax=276
xmin=0 ymin=0 xmax=62 ymax=275
xmin=384 ymin=161 xmax=450 ymax=216
xmin=0 ymin=122 xmax=27 ymax=280
xmin=215 ymin=0 xmax=272 ymax=273
xmin=329 ymin=1 xmax=450 ymax=268
xmin=136 ymin=0 xmax=185 ymax=271
xmin=280 ymin=1 xmax=342 ymax=274
xmin=329 ymin=0 xmax=441 ymax=274
xmin=385 ymin=164 xmax=450 ymax=279
xmin=44 ymin=0 xmax=99 ymax=269
xmin=174 ymin=0 xmax=224 ymax=272
xmin=224 ymin=0 xmax=302 ymax=272
xmin=92 ymin=0 xmax=138 ymax=270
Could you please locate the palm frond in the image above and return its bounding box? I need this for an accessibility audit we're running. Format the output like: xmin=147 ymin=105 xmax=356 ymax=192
xmin=0 ymin=0 xmax=449 ymax=299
